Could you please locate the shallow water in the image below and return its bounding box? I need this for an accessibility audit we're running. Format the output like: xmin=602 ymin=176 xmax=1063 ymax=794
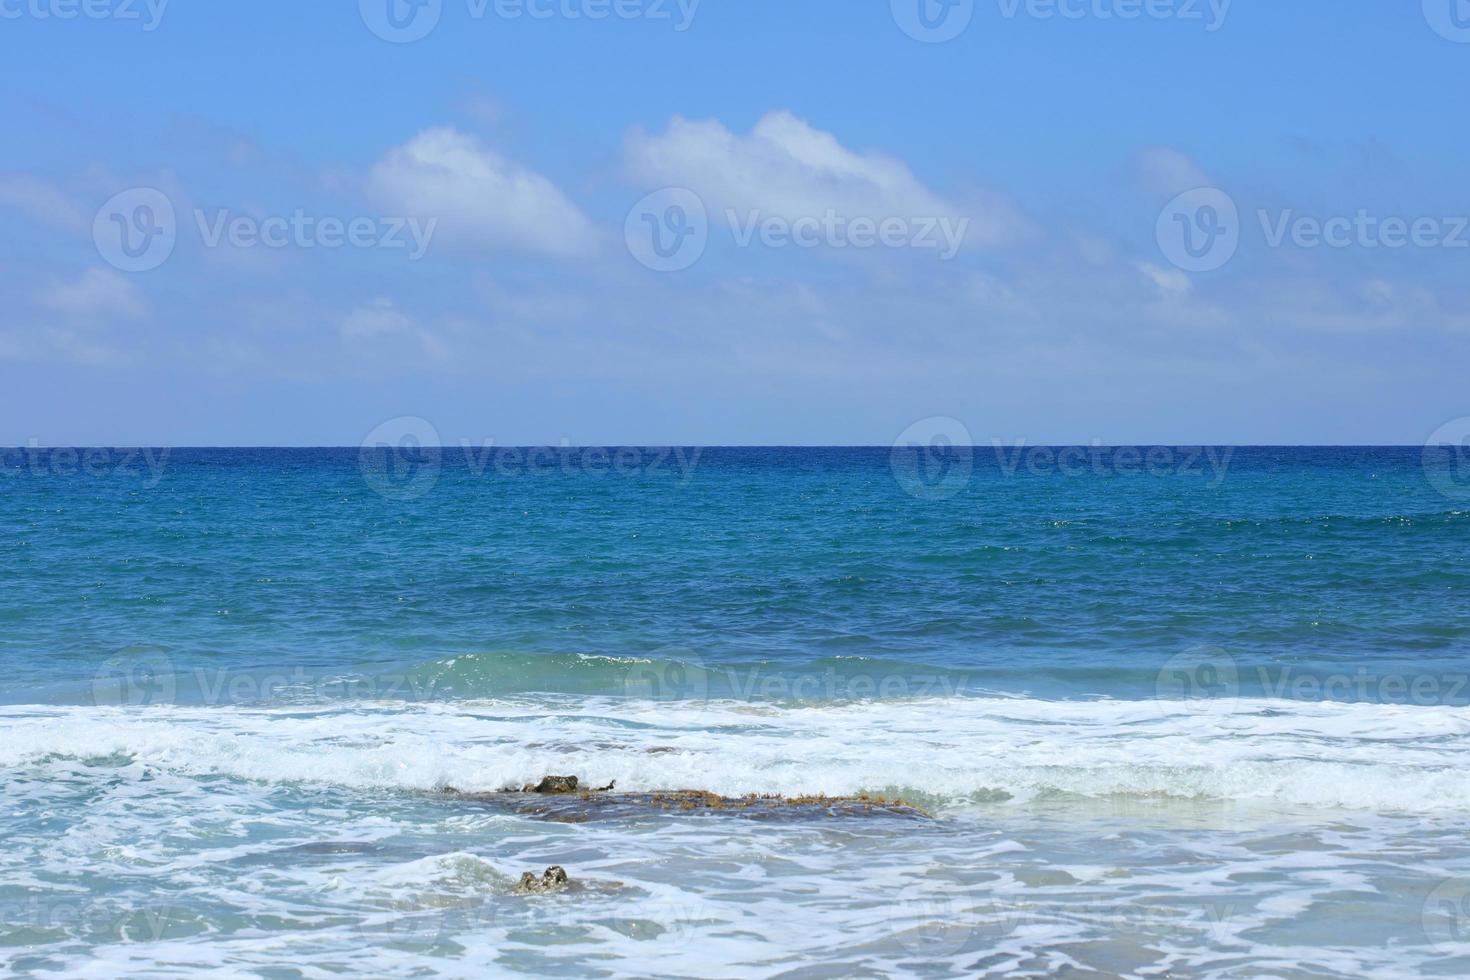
xmin=3 ymin=447 xmax=1470 ymax=976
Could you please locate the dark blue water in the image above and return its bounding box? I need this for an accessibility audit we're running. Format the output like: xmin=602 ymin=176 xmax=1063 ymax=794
xmin=3 ymin=446 xmax=1468 ymax=702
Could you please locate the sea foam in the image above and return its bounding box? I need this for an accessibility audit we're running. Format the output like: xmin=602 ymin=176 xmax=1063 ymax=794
xmin=4 ymin=695 xmax=1469 ymax=814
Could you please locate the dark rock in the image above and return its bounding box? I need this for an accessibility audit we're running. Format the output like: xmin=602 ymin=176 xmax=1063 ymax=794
xmin=514 ymin=865 xmax=571 ymax=895
xmin=526 ymin=776 xmax=579 ymax=794
xmin=443 ymin=783 xmax=932 ymax=822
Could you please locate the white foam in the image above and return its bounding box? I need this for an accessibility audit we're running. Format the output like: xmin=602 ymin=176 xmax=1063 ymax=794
xmin=3 ymin=695 xmax=1470 ymax=813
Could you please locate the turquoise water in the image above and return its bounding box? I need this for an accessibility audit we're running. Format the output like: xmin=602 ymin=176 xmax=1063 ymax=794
xmin=4 ymin=446 xmax=1470 ymax=976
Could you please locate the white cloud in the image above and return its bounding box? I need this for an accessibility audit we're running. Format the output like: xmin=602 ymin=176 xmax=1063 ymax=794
xmin=365 ymin=128 xmax=596 ymax=259
xmin=0 ymin=174 xmax=88 ymax=233
xmin=339 ymin=298 xmax=450 ymax=361
xmin=624 ymin=111 xmax=1022 ymax=248
xmin=1264 ymin=277 xmax=1450 ymax=334
xmin=1135 ymin=261 xmax=1193 ymax=300
xmin=1135 ymin=146 xmax=1213 ymax=197
xmin=43 ymin=328 xmax=127 ymax=365
xmin=963 ymin=271 xmax=1037 ymax=321
xmin=339 ymin=298 xmax=418 ymax=340
xmin=37 ymin=268 xmax=147 ymax=319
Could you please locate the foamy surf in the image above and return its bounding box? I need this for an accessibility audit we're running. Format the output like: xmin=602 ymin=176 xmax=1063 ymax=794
xmin=4 ymin=694 xmax=1470 ymax=814
xmin=6 ymin=693 xmax=1470 ymax=977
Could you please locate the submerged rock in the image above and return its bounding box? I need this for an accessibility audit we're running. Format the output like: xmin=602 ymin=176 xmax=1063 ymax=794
xmin=514 ymin=866 xmax=570 ymax=895
xmin=441 ymin=778 xmax=930 ymax=822
xmin=527 ymin=776 xmax=579 ymax=794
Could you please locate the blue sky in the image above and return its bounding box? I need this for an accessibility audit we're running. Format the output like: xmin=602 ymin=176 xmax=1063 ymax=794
xmin=1 ymin=0 xmax=1467 ymax=445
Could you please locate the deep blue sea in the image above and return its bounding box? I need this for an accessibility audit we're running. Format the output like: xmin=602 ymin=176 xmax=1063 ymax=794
xmin=4 ymin=445 xmax=1470 ymax=977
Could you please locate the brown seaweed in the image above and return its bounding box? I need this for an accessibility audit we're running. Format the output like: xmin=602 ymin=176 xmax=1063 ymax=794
xmin=441 ymin=779 xmax=930 ymax=822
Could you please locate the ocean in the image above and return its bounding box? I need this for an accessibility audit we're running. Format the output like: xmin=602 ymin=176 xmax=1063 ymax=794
xmin=3 ymin=445 xmax=1469 ymax=977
